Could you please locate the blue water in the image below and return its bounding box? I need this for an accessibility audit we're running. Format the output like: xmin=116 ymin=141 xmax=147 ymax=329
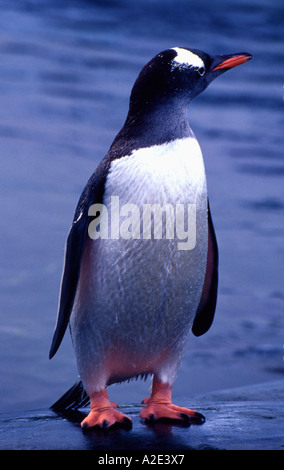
xmin=0 ymin=0 xmax=283 ymax=413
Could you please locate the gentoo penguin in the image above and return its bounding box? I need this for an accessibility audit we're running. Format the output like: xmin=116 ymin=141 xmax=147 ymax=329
xmin=49 ymin=47 xmax=252 ymax=429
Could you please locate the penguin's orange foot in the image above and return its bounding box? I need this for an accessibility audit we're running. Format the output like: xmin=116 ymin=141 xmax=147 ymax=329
xmin=141 ymin=396 xmax=150 ymax=405
xmin=80 ymin=389 xmax=132 ymax=430
xmin=140 ymin=401 xmax=205 ymax=425
xmin=81 ymin=408 xmax=132 ymax=430
xmin=140 ymin=377 xmax=205 ymax=426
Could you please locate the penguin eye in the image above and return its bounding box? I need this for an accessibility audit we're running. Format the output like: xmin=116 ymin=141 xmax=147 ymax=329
xmin=198 ymin=67 xmax=205 ymax=76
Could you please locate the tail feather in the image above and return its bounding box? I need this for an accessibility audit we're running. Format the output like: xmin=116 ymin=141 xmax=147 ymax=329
xmin=51 ymin=380 xmax=90 ymax=411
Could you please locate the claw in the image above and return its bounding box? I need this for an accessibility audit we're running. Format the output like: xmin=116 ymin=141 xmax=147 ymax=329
xmin=140 ymin=397 xmax=151 ymax=405
xmin=179 ymin=413 xmax=192 ymax=425
xmin=102 ymin=419 xmax=109 ymax=429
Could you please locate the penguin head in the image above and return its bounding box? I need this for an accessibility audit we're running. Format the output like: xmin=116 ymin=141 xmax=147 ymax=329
xmin=129 ymin=47 xmax=252 ymax=113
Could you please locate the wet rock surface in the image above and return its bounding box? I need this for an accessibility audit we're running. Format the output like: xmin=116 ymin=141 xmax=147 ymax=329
xmin=1 ymin=380 xmax=283 ymax=450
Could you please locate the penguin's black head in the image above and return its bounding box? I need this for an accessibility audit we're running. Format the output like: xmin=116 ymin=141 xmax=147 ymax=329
xmin=129 ymin=47 xmax=252 ymax=113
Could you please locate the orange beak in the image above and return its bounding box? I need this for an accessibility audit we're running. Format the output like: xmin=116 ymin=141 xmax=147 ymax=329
xmin=212 ymin=53 xmax=252 ymax=72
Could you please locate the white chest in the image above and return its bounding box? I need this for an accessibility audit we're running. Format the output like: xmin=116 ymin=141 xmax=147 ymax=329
xmin=72 ymin=137 xmax=209 ymax=374
xmin=87 ymin=137 xmax=208 ymax=320
xmin=104 ymin=137 xmax=207 ymax=208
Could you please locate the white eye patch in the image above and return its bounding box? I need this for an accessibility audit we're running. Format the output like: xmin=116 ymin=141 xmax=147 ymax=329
xmin=171 ymin=47 xmax=205 ymax=72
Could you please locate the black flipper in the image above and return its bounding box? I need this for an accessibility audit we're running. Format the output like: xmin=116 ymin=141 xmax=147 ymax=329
xmin=49 ymin=158 xmax=110 ymax=360
xmin=192 ymin=201 xmax=219 ymax=337
xmin=49 ymin=214 xmax=90 ymax=359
